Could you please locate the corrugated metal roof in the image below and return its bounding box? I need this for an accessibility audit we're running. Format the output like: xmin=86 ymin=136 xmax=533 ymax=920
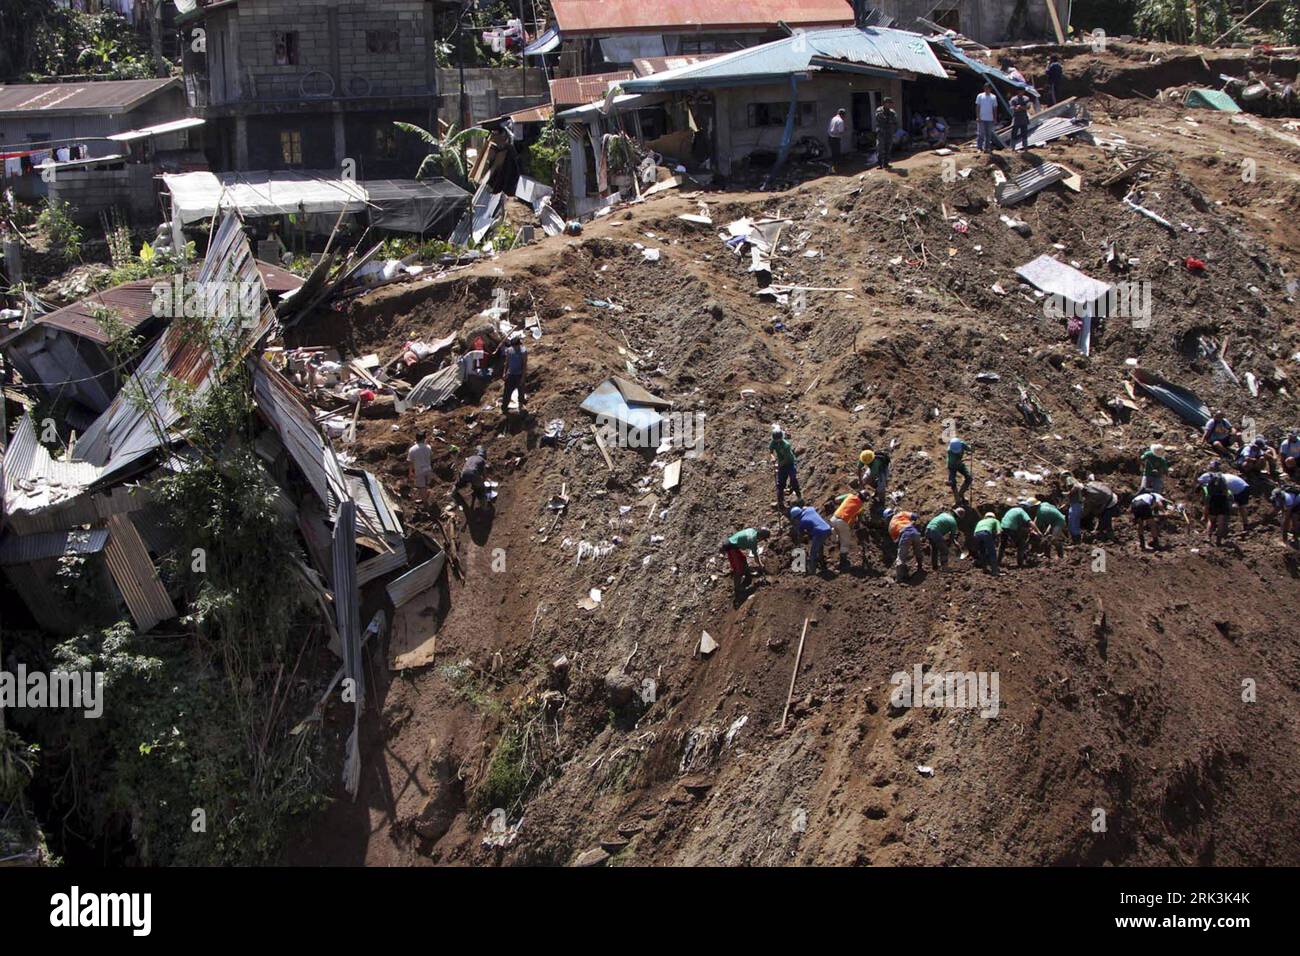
xmin=103 ymin=513 xmax=175 ymax=632
xmin=0 ymin=527 xmax=109 ymax=565
xmin=549 ymin=71 xmax=634 ymax=107
xmin=621 ymin=26 xmax=948 ymax=92
xmin=2 ymin=415 xmax=104 ymax=520
xmin=386 ymin=551 xmax=446 ymax=609
xmin=550 ymin=0 xmax=851 ymax=35
xmin=73 ymin=212 xmax=277 ymax=485
xmin=0 ymin=78 xmax=180 ymax=116
xmin=633 ymin=53 xmax=724 ymax=77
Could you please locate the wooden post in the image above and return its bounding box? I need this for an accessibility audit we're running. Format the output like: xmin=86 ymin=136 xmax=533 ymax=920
xmin=780 ymin=617 xmax=810 ymax=731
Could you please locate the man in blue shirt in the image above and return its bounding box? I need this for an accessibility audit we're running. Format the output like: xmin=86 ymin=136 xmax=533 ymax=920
xmin=789 ymin=506 xmax=831 ymax=574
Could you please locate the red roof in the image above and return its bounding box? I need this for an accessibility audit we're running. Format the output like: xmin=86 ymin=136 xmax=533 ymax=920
xmin=550 ymin=0 xmax=853 ymax=35
xmin=549 ymin=71 xmax=635 ymax=107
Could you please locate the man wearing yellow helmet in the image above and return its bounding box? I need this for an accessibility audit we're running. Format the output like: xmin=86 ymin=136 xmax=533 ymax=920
xmin=857 ymin=448 xmax=891 ymax=505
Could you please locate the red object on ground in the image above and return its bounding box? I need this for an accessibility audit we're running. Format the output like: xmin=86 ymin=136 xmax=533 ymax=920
xmin=359 ymin=389 xmax=376 ymax=402
xmin=1185 ymin=257 xmax=1206 ymax=272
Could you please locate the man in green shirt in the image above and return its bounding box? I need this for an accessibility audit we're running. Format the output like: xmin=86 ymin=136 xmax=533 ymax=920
xmin=998 ymin=504 xmax=1039 ymax=568
xmin=1030 ymin=499 xmax=1067 ymax=562
xmin=769 ymin=424 xmax=802 ymax=511
xmin=925 ymin=507 xmax=966 ymax=570
xmin=973 ymin=512 xmax=1001 ymax=574
xmin=720 ymin=527 xmax=771 ymax=601
xmin=1139 ymin=444 xmax=1170 ymax=494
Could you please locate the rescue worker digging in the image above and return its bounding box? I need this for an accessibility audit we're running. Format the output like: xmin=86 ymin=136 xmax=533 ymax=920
xmin=790 ymin=505 xmax=831 ymax=574
xmin=925 ymin=508 xmax=965 ymax=571
xmin=999 ymin=503 xmax=1040 ymax=568
xmin=721 ymin=527 xmax=770 ymax=600
xmin=452 ymin=446 xmax=490 ymax=512
xmin=1131 ymin=491 xmax=1175 ymax=551
xmin=830 ymin=487 xmax=870 ymax=570
xmin=770 ymin=425 xmax=802 ymax=511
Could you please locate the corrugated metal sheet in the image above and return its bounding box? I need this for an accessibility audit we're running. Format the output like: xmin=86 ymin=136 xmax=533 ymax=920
xmin=549 ymin=71 xmax=634 ymax=107
xmin=2 ymin=415 xmax=103 ymax=523
xmin=622 ymin=26 xmax=947 ymax=92
xmin=550 ymin=0 xmax=852 ymax=35
xmin=0 ymin=78 xmax=180 ymax=115
xmin=103 ymin=513 xmax=175 ymax=632
xmin=73 ymin=212 xmax=276 ymax=485
xmin=357 ymin=547 xmax=408 ymax=586
xmin=1016 ymin=255 xmax=1113 ymax=307
xmin=0 ymin=527 xmax=108 ymax=565
xmin=633 ymin=53 xmax=724 ymax=77
xmin=1025 ymin=116 xmax=1089 ymax=148
xmin=386 ymin=551 xmax=446 ymax=609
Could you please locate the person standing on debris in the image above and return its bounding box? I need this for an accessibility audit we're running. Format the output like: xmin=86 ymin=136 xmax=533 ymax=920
xmin=770 ymin=425 xmax=802 ymax=511
xmin=1203 ymin=411 xmax=1239 ymax=458
xmin=827 ymin=108 xmax=847 ymax=170
xmin=789 ymin=505 xmax=831 ymax=574
xmin=874 ymin=97 xmax=899 ymax=170
xmin=947 ymin=436 xmax=973 ymax=501
xmin=452 ymin=446 xmax=490 ymax=512
xmin=1045 ymin=55 xmax=1064 ymax=106
xmin=975 ymin=83 xmax=1000 ymax=155
xmin=973 ymin=512 xmax=1002 ymax=574
xmin=1197 ymin=461 xmax=1233 ymax=544
xmin=721 ymin=527 xmax=770 ymax=595
xmin=925 ymin=507 xmax=965 ymax=571
xmin=407 ymin=431 xmax=434 ymax=504
xmin=830 ymin=487 xmax=870 ymax=569
xmin=1030 ymin=499 xmax=1067 ymax=562
xmin=1131 ymin=491 xmax=1174 ymax=551
xmin=894 ymin=517 xmax=924 ymax=582
xmin=998 ymin=503 xmax=1039 ymax=568
xmin=1139 ymin=443 xmax=1170 ymax=493
xmin=1008 ymin=89 xmax=1034 ymax=151
xmin=498 ymin=336 xmax=528 ymax=414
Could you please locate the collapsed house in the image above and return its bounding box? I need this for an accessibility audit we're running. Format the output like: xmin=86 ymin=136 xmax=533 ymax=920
xmin=0 ymin=212 xmax=445 ymax=797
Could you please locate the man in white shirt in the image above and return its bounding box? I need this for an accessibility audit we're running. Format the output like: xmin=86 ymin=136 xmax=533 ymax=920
xmin=827 ymin=108 xmax=847 ymax=169
xmin=407 ymin=430 xmax=434 ymax=503
xmin=975 ymin=83 xmax=1000 ymax=154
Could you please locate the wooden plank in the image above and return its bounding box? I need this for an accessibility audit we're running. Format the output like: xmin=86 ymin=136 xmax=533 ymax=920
xmin=1045 ymin=0 xmax=1066 ymax=44
xmin=591 ymin=424 xmax=614 ymax=470
xmin=779 ymin=617 xmax=810 ymax=732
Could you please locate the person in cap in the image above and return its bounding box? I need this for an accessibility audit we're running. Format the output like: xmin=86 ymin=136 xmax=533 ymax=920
xmin=830 ymin=487 xmax=871 ymax=570
xmin=1130 ymin=490 xmax=1174 ymax=551
xmin=1029 ymin=498 xmax=1067 ymax=562
xmin=720 ymin=527 xmax=770 ymax=600
xmin=452 ymin=445 xmax=490 ymax=511
xmin=998 ymin=502 xmax=1040 ymax=568
xmin=1279 ymin=430 xmax=1300 ymax=480
xmin=1077 ymin=478 xmax=1120 ymax=539
xmin=1196 ymin=460 xmax=1233 ymax=544
xmin=1138 ymin=443 xmax=1170 ymax=494
xmin=925 ymin=507 xmax=966 ymax=571
xmin=789 ymin=505 xmax=832 ymax=574
xmin=973 ymin=512 xmax=1002 ymax=574
xmin=1238 ymin=435 xmax=1279 ymax=480
xmin=769 ymin=424 xmax=802 ymax=511
xmin=859 ymin=447 xmax=891 ymax=505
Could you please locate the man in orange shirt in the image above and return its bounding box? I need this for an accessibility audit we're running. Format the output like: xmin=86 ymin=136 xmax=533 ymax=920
xmin=830 ymin=487 xmax=870 ymax=570
xmin=888 ymin=510 xmax=923 ymax=582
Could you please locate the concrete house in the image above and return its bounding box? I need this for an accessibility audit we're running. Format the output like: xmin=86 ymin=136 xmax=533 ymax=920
xmin=536 ymin=0 xmax=855 ymax=77
xmin=176 ymin=0 xmax=445 ymax=177
xmin=862 ymin=1 xmax=1071 ymax=47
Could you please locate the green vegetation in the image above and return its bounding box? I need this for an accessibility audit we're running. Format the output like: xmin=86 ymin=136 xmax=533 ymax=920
xmin=526 ymin=120 xmax=567 ymax=186
xmin=36 ymin=198 xmax=82 ymax=263
xmin=2 ymin=2 xmax=156 ymax=81
xmin=393 ymin=121 xmax=488 ymax=186
xmin=468 ymin=692 xmax=558 ymax=818
xmin=1132 ymin=0 xmax=1237 ymax=44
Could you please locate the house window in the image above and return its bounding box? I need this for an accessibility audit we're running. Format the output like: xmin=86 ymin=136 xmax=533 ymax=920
xmin=373 ymin=125 xmax=399 ymax=159
xmin=746 ymin=102 xmax=817 ymax=128
xmin=274 ymin=32 xmax=299 ymax=66
xmin=932 ymin=8 xmax=961 ymax=32
xmin=366 ymin=30 xmax=400 ymax=54
xmin=280 ymin=130 xmax=303 ymax=166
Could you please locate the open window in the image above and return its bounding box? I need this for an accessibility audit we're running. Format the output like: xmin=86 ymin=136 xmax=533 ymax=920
xmin=274 ymin=32 xmax=299 ymax=66
xmin=280 ymin=129 xmax=303 ymax=166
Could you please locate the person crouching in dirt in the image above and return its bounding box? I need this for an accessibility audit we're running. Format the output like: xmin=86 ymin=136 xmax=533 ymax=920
xmin=1238 ymin=436 xmax=1280 ymax=480
xmin=1203 ymin=411 xmax=1239 ymax=459
xmin=1197 ymin=461 xmax=1233 ymax=545
xmin=770 ymin=425 xmax=802 ymax=511
xmin=407 ymin=430 xmax=434 ymax=504
xmin=721 ymin=527 xmax=770 ymax=599
xmin=973 ymin=512 xmax=1001 ymax=575
xmin=452 ymin=446 xmax=490 ymax=512
xmin=497 ymin=336 xmax=528 ymax=415
xmin=925 ymin=507 xmax=965 ymax=571
xmin=893 ymin=514 xmax=924 ymax=582
xmin=1074 ymin=477 xmax=1120 ymax=540
xmin=1029 ymin=498 xmax=1066 ymax=563
xmin=1280 ymin=431 xmax=1300 ymax=478
xmin=789 ymin=506 xmax=831 ymax=574
xmin=1269 ymin=487 xmax=1300 ymax=546
xmin=998 ymin=502 xmax=1040 ymax=568
xmin=1131 ymin=491 xmax=1174 ymax=551
xmin=828 ymin=487 xmax=870 ymax=570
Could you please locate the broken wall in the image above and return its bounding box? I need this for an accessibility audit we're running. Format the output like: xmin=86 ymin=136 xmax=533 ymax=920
xmin=872 ymin=0 xmax=1069 ymax=46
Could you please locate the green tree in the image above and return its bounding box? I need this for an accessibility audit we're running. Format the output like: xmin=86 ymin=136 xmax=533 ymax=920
xmin=393 ymin=121 xmax=488 ymax=185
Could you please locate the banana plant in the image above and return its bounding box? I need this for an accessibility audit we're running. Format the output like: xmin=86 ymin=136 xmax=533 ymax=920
xmin=393 ymin=121 xmax=488 ymax=186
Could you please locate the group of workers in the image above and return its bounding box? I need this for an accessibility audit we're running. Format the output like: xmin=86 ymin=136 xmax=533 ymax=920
xmin=721 ymin=420 xmax=1300 ymax=596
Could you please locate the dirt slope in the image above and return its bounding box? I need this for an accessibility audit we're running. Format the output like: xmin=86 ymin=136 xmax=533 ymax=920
xmin=283 ymin=90 xmax=1300 ymax=867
